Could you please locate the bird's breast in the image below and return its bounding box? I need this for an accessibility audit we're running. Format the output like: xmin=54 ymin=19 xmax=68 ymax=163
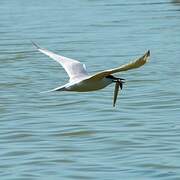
xmin=67 ymin=78 xmax=112 ymax=92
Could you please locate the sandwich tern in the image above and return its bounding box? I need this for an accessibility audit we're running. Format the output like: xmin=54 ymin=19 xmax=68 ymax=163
xmin=32 ymin=42 xmax=150 ymax=107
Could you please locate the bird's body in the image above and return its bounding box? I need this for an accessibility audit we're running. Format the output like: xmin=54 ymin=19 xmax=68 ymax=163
xmin=32 ymin=42 xmax=150 ymax=106
xmin=64 ymin=76 xmax=113 ymax=92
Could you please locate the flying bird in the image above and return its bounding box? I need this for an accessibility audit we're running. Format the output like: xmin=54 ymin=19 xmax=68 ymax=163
xmin=32 ymin=42 xmax=150 ymax=107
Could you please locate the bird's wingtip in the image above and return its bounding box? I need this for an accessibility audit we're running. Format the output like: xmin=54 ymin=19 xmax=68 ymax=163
xmin=147 ymin=50 xmax=150 ymax=57
xmin=31 ymin=41 xmax=41 ymax=49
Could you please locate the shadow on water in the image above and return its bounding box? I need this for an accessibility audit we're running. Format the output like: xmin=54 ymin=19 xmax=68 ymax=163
xmin=172 ymin=0 xmax=180 ymax=4
xmin=172 ymin=0 xmax=180 ymax=9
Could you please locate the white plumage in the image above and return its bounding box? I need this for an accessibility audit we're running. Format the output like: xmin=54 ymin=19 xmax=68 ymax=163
xmin=33 ymin=42 xmax=150 ymax=106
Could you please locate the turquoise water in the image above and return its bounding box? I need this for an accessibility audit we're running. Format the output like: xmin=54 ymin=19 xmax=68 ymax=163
xmin=1 ymin=0 xmax=180 ymax=179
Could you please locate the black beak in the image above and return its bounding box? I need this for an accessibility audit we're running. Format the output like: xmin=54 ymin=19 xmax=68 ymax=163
xmin=113 ymin=78 xmax=125 ymax=89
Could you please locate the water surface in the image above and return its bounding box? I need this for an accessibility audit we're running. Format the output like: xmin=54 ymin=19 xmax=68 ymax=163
xmin=0 ymin=0 xmax=180 ymax=179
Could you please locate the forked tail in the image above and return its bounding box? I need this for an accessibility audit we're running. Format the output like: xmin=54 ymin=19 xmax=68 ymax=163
xmin=40 ymin=85 xmax=66 ymax=93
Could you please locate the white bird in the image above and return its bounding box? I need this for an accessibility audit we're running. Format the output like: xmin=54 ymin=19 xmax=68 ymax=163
xmin=32 ymin=42 xmax=150 ymax=107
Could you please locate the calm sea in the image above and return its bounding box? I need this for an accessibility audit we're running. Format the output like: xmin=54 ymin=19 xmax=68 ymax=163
xmin=0 ymin=0 xmax=180 ymax=179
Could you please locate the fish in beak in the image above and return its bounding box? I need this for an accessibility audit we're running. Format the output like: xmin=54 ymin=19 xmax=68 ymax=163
xmin=113 ymin=78 xmax=125 ymax=107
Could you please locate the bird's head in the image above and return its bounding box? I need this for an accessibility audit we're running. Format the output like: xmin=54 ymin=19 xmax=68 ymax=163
xmin=106 ymin=75 xmax=125 ymax=107
xmin=106 ymin=75 xmax=125 ymax=88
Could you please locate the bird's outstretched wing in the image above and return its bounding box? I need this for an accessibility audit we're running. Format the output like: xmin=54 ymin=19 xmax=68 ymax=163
xmin=32 ymin=42 xmax=88 ymax=81
xmin=87 ymin=50 xmax=150 ymax=81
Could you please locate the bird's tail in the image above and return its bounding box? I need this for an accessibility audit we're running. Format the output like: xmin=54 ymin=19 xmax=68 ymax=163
xmin=40 ymin=85 xmax=66 ymax=94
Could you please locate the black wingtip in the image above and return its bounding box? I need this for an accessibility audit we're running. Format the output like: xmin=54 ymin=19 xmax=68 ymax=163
xmin=147 ymin=50 xmax=150 ymax=57
xmin=31 ymin=41 xmax=40 ymax=49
